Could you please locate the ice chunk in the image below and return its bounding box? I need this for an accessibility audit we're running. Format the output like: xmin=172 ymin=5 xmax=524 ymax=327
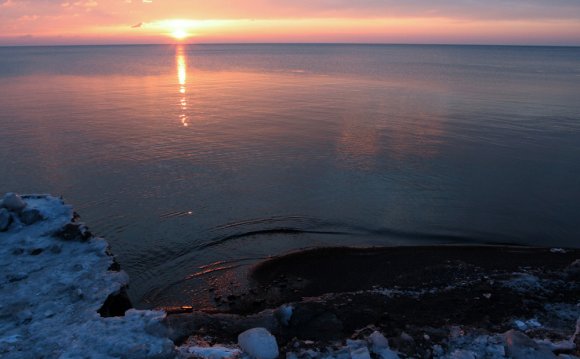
xmin=275 ymin=304 xmax=293 ymax=326
xmin=535 ymin=339 xmax=575 ymax=352
xmin=350 ymin=347 xmax=371 ymax=359
xmin=346 ymin=339 xmax=366 ymax=350
xmin=238 ymin=328 xmax=279 ymax=359
xmin=368 ymin=331 xmax=390 ymax=350
xmin=515 ymin=320 xmax=528 ymax=331
xmin=504 ymin=330 xmax=557 ymax=359
xmin=2 ymin=192 xmax=26 ymax=212
xmin=375 ymin=348 xmax=400 ymax=359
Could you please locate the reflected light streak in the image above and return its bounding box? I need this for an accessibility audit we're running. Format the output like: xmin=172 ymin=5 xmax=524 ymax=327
xmin=176 ymin=45 xmax=189 ymax=127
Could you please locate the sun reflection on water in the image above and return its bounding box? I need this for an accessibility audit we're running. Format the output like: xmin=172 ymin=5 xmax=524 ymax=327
xmin=176 ymin=45 xmax=188 ymax=127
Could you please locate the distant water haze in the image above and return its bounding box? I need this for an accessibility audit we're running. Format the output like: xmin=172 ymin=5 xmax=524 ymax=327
xmin=0 ymin=44 xmax=579 ymax=307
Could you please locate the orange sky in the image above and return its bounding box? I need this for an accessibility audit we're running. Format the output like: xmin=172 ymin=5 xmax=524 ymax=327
xmin=1 ymin=0 xmax=579 ymax=45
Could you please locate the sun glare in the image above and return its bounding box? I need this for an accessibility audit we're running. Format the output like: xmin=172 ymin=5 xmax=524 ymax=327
xmin=161 ymin=20 xmax=192 ymax=41
xmin=171 ymin=29 xmax=189 ymax=40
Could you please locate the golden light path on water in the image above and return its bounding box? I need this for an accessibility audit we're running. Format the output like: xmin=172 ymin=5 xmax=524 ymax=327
xmin=176 ymin=45 xmax=188 ymax=127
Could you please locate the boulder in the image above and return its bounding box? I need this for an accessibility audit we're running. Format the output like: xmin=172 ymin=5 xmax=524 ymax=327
xmin=238 ymin=328 xmax=279 ymax=359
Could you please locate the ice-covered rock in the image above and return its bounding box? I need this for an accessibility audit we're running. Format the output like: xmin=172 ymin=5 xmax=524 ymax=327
xmin=238 ymin=328 xmax=279 ymax=359
xmin=1 ymin=193 xmax=26 ymax=212
xmin=0 ymin=208 xmax=11 ymax=231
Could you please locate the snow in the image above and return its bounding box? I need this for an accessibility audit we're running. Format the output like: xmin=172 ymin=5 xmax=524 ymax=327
xmin=238 ymin=328 xmax=279 ymax=359
xmin=501 ymin=272 xmax=546 ymax=293
xmin=2 ymin=192 xmax=26 ymax=212
xmin=0 ymin=193 xmax=176 ymax=358
xmin=181 ymin=345 xmax=241 ymax=359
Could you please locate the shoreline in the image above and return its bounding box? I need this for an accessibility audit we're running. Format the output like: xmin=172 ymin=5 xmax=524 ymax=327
xmin=1 ymin=193 xmax=579 ymax=358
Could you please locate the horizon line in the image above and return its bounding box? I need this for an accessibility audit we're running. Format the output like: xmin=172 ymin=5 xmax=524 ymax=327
xmin=1 ymin=42 xmax=580 ymax=48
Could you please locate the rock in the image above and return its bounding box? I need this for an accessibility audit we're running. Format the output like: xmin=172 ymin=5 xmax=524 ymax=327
xmin=287 ymin=303 xmax=344 ymax=340
xmin=2 ymin=193 xmax=26 ymax=212
xmin=19 ymin=208 xmax=44 ymax=225
xmin=0 ymin=208 xmax=12 ymax=231
xmin=504 ymin=330 xmax=557 ymax=359
xmin=238 ymin=328 xmax=279 ymax=359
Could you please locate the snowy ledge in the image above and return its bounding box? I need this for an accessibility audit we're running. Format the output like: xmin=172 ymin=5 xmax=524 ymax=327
xmin=0 ymin=194 xmax=176 ymax=358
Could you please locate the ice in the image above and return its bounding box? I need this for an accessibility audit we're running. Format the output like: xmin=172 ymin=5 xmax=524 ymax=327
xmin=184 ymin=345 xmax=241 ymax=359
xmin=349 ymin=347 xmax=371 ymax=359
xmin=515 ymin=320 xmax=529 ymax=331
xmin=367 ymin=331 xmax=400 ymax=359
xmin=504 ymin=330 xmax=557 ymax=359
xmin=0 ymin=194 xmax=176 ymax=358
xmin=448 ymin=350 xmax=476 ymax=359
xmin=368 ymin=331 xmax=390 ymax=350
xmin=276 ymin=304 xmax=293 ymax=326
xmin=238 ymin=328 xmax=279 ymax=359
xmin=1 ymin=192 xmax=26 ymax=212
xmin=375 ymin=348 xmax=400 ymax=359
xmin=502 ymin=273 xmax=545 ymax=293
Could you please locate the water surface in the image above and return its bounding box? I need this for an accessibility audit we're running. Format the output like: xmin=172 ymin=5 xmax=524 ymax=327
xmin=1 ymin=44 xmax=579 ymax=307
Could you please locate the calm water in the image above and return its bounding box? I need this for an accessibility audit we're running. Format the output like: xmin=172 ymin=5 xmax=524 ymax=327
xmin=1 ymin=44 xmax=579 ymax=307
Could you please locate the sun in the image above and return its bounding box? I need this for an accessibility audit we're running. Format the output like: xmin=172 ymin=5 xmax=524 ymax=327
xmin=171 ymin=28 xmax=189 ymax=40
xmin=163 ymin=20 xmax=191 ymax=41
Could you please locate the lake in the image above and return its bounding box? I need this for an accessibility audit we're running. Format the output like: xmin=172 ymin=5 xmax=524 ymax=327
xmin=1 ymin=44 xmax=579 ymax=308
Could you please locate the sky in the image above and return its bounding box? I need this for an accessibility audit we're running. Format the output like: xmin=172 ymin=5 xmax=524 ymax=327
xmin=0 ymin=0 xmax=579 ymax=46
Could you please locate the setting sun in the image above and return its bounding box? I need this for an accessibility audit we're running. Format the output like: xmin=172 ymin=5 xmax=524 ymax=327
xmin=164 ymin=20 xmax=191 ymax=40
xmin=171 ymin=29 xmax=189 ymax=40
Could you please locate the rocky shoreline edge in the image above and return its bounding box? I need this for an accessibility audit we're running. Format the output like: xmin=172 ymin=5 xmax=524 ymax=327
xmin=1 ymin=193 xmax=579 ymax=359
